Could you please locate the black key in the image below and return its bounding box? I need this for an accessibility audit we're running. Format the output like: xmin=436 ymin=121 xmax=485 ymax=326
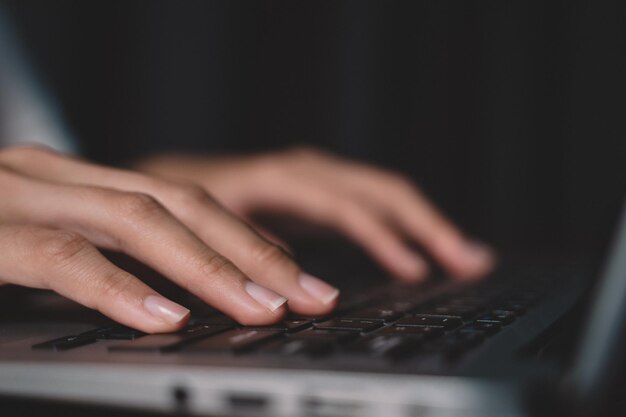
xmin=377 ymin=325 xmax=444 ymax=341
xmin=470 ymin=322 xmax=501 ymax=335
xmin=33 ymin=335 xmax=96 ymax=351
xmin=286 ymin=313 xmax=331 ymax=323
xmin=395 ymin=315 xmax=462 ymax=330
xmin=81 ymin=326 xmax=145 ymax=340
xmin=109 ymin=324 xmax=230 ymax=352
xmin=245 ymin=319 xmax=312 ymax=333
xmin=444 ymin=296 xmax=491 ymax=307
xmin=292 ymin=329 xmax=358 ymax=343
xmin=373 ymin=301 xmax=416 ymax=313
xmin=260 ymin=338 xmax=334 ymax=357
xmin=342 ymin=308 xmax=403 ymax=322
xmin=348 ymin=335 xmax=419 ymax=358
xmin=475 ymin=311 xmax=515 ymax=326
xmin=419 ymin=305 xmax=479 ymax=320
xmin=195 ymin=315 xmax=239 ymax=326
xmin=183 ymin=329 xmax=282 ymax=353
xmin=491 ymin=309 xmax=517 ymax=319
xmin=494 ymin=302 xmax=526 ymax=314
xmin=315 ymin=319 xmax=383 ymax=333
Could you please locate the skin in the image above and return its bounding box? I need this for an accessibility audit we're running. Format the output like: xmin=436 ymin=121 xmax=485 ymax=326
xmin=0 ymin=145 xmax=494 ymax=333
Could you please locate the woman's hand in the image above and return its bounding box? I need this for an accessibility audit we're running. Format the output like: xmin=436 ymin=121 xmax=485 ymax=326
xmin=138 ymin=147 xmax=495 ymax=282
xmin=0 ymin=146 xmax=341 ymax=333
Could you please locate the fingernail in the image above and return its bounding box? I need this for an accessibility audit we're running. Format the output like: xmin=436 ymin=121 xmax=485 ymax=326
xmin=298 ymin=273 xmax=340 ymax=305
xmin=245 ymin=281 xmax=288 ymax=312
xmin=464 ymin=241 xmax=496 ymax=269
xmin=144 ymin=295 xmax=190 ymax=324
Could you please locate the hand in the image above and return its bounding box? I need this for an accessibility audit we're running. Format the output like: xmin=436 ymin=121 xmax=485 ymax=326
xmin=0 ymin=146 xmax=341 ymax=333
xmin=137 ymin=147 xmax=495 ymax=282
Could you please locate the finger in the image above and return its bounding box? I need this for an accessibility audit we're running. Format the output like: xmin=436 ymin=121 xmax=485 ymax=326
xmin=227 ymin=171 xmax=430 ymax=282
xmin=0 ymin=225 xmax=190 ymax=333
xmin=326 ymin=198 xmax=430 ymax=281
xmin=194 ymin=162 xmax=430 ymax=282
xmin=335 ymin=165 xmax=495 ymax=279
xmin=166 ymin=193 xmax=338 ymax=315
xmin=0 ymin=147 xmax=339 ymax=315
xmin=0 ymin=167 xmax=288 ymax=325
xmin=246 ymin=222 xmax=293 ymax=255
xmin=250 ymin=149 xmax=494 ymax=280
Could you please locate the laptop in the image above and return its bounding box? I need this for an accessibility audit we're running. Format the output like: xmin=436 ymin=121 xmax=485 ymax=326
xmin=0 ymin=200 xmax=624 ymax=417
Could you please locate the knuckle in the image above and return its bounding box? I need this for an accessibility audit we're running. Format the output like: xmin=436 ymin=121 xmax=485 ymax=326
xmin=199 ymin=253 xmax=237 ymax=277
xmin=96 ymin=270 xmax=137 ymax=304
xmin=40 ymin=231 xmax=90 ymax=266
xmin=170 ymin=182 xmax=210 ymax=205
xmin=115 ymin=192 xmax=165 ymax=223
xmin=251 ymin=242 xmax=290 ymax=269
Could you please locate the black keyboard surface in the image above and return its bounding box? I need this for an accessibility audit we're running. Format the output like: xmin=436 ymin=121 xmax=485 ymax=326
xmin=32 ymin=276 xmax=546 ymax=362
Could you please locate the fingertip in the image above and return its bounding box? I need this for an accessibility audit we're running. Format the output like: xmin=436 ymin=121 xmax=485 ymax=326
xmin=136 ymin=295 xmax=191 ymax=333
xmin=392 ymin=270 xmax=428 ymax=283
xmin=144 ymin=294 xmax=191 ymax=323
xmin=298 ymin=273 xmax=340 ymax=305
xmin=447 ymin=241 xmax=497 ymax=281
xmin=277 ymin=273 xmax=340 ymax=316
xmin=245 ymin=281 xmax=288 ymax=312
xmin=128 ymin=311 xmax=190 ymax=334
xmin=140 ymin=317 xmax=190 ymax=334
xmin=387 ymin=254 xmax=430 ymax=283
xmin=287 ymin=296 xmax=338 ymax=317
xmin=233 ymin=302 xmax=288 ymax=326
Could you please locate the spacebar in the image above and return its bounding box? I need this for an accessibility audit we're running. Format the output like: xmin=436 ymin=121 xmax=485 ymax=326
xmin=109 ymin=325 xmax=231 ymax=352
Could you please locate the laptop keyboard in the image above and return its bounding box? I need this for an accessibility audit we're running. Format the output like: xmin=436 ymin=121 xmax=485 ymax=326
xmin=32 ymin=277 xmax=543 ymax=361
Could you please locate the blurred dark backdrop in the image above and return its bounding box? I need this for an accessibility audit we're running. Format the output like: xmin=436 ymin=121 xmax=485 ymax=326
xmin=2 ymin=0 xmax=625 ymax=261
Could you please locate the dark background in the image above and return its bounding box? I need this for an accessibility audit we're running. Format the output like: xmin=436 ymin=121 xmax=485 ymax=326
xmin=2 ymin=0 xmax=625 ymax=262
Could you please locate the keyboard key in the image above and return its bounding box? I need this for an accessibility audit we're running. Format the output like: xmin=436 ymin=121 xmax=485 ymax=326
xmin=348 ymin=335 xmax=419 ymax=359
xmin=395 ymin=315 xmax=462 ymax=330
xmin=444 ymin=296 xmax=490 ymax=306
xmin=286 ymin=314 xmax=331 ymax=323
xmin=245 ymin=319 xmax=312 ymax=333
xmin=195 ymin=315 xmax=239 ymax=326
xmin=81 ymin=326 xmax=145 ymax=340
xmin=470 ymin=322 xmax=501 ymax=335
xmin=373 ymin=301 xmax=416 ymax=313
xmin=292 ymin=329 xmax=358 ymax=343
xmin=109 ymin=324 xmax=230 ymax=352
xmin=183 ymin=329 xmax=282 ymax=353
xmin=377 ymin=325 xmax=444 ymax=341
xmin=475 ymin=311 xmax=515 ymax=325
xmin=315 ymin=319 xmax=383 ymax=333
xmin=32 ymin=335 xmax=96 ymax=351
xmin=259 ymin=338 xmax=334 ymax=357
xmin=491 ymin=309 xmax=517 ymax=318
xmin=342 ymin=308 xmax=403 ymax=322
xmin=419 ymin=305 xmax=479 ymax=319
xmin=495 ymin=302 xmax=526 ymax=314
